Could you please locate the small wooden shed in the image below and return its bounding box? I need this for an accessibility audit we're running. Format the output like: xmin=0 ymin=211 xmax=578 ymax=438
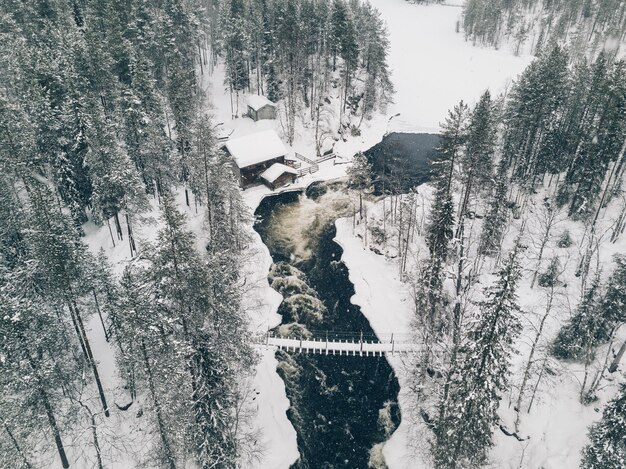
xmin=246 ymin=95 xmax=277 ymax=121
xmin=224 ymin=130 xmax=288 ymax=187
xmin=260 ymin=163 xmax=298 ymax=190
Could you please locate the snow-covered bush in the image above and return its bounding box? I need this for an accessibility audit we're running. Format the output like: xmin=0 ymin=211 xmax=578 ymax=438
xmin=538 ymin=257 xmax=560 ymax=287
xmin=369 ymin=222 xmax=387 ymax=245
xmin=557 ymin=229 xmax=573 ymax=248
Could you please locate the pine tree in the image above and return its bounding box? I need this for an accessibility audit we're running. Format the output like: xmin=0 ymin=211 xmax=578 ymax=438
xmin=0 ymin=265 xmax=83 ymax=469
xmin=22 ymin=183 xmax=110 ymax=417
xmin=433 ymin=243 xmax=523 ymax=468
xmin=553 ymin=257 xmax=626 ymax=361
xmin=552 ymin=274 xmax=603 ymax=360
xmin=457 ymin=91 xmax=496 ymax=231
xmin=581 ymin=383 xmax=626 ymax=469
xmin=479 ymin=161 xmax=509 ymax=256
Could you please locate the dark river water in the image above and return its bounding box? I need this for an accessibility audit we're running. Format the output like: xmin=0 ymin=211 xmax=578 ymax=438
xmin=253 ymin=133 xmax=438 ymax=468
xmin=365 ymin=132 xmax=440 ymax=194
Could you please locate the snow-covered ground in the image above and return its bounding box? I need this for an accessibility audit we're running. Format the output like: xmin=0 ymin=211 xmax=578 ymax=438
xmin=79 ymin=1 xmax=542 ymax=467
xmin=368 ymin=0 xmax=532 ymax=133
xmin=226 ymin=0 xmax=535 ymax=460
xmin=335 ymin=217 xmax=426 ymax=468
xmin=335 ymin=185 xmax=626 ymax=469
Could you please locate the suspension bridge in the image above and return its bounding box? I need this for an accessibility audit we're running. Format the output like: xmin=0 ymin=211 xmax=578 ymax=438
xmin=263 ymin=330 xmax=419 ymax=357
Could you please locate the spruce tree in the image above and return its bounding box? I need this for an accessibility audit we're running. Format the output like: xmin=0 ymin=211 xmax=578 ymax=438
xmin=552 ymin=274 xmax=603 ymax=361
xmin=581 ymin=384 xmax=626 ymax=469
xmin=421 ymin=169 xmax=455 ymax=333
xmin=433 ymin=243 xmax=523 ymax=468
xmin=114 ymin=192 xmax=252 ymax=468
xmin=479 ymin=161 xmax=509 ymax=256
xmin=553 ymin=257 xmax=626 ymax=361
xmin=437 ymin=100 xmax=469 ymax=193
xmin=457 ymin=91 xmax=496 ymax=232
xmin=0 ymin=266 xmax=82 ymax=469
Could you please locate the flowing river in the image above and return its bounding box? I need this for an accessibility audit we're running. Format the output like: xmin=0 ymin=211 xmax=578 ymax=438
xmin=253 ymin=133 xmax=438 ymax=468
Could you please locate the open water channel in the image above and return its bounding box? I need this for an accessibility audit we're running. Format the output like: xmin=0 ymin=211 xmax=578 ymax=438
xmin=253 ymin=133 xmax=439 ymax=468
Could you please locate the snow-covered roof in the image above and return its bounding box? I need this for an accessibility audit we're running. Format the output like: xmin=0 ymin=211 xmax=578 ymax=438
xmin=225 ymin=130 xmax=288 ymax=168
xmin=260 ymin=163 xmax=298 ymax=183
xmin=246 ymin=94 xmax=276 ymax=111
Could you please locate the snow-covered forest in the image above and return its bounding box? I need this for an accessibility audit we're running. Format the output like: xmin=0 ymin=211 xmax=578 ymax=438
xmin=0 ymin=0 xmax=625 ymax=468
xmin=462 ymin=0 xmax=626 ymax=57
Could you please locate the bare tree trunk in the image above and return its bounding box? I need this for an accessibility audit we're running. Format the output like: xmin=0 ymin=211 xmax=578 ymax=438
xmin=452 ymin=220 xmax=466 ymax=349
xmin=611 ymin=202 xmax=626 ymax=243
xmin=25 ymin=350 xmax=70 ymax=469
xmin=42 ymin=389 xmax=70 ymax=469
xmin=585 ymin=327 xmax=618 ymax=401
xmin=113 ymin=212 xmax=123 ymax=240
xmin=92 ymin=291 xmax=109 ymax=342
xmin=401 ymin=206 xmax=415 ymax=274
xmin=197 ymin=41 xmax=203 ymax=75
xmin=79 ymin=403 xmax=103 ymax=469
xmin=125 ymin=214 xmax=136 ymax=256
xmin=68 ymin=299 xmax=110 ymax=417
xmin=530 ymin=207 xmax=556 ymax=288
xmin=455 ymin=172 xmax=473 ymax=240
xmin=359 ymin=192 xmax=363 ymax=219
xmin=141 ymin=341 xmax=176 ymax=469
xmin=515 ymin=286 xmax=554 ymax=432
xmin=106 ymin=219 xmax=116 ymax=247
xmin=527 ymin=356 xmax=547 ymax=413
xmin=609 ymin=339 xmax=626 ymax=373
xmin=67 ymin=300 xmax=91 ymax=365
xmin=3 ymin=423 xmax=33 ymax=469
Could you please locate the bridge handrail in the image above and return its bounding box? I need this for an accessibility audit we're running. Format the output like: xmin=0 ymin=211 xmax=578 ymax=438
xmin=264 ymin=335 xmax=419 ymax=356
xmin=266 ymin=329 xmax=416 ymax=344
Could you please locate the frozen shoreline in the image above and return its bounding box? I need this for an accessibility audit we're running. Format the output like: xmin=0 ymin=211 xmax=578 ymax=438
xmin=335 ymin=216 xmax=430 ymax=469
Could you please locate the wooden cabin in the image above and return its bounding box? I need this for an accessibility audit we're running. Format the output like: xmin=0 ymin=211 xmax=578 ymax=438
xmin=246 ymin=95 xmax=277 ymax=121
xmin=260 ymin=163 xmax=298 ymax=190
xmin=224 ymin=130 xmax=288 ymax=187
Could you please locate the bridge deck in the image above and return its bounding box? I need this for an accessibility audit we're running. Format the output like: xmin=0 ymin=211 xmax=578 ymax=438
xmin=266 ymin=336 xmax=418 ymax=356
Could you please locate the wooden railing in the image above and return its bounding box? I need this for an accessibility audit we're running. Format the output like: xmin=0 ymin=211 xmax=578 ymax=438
xmin=295 ymin=151 xmax=336 ymax=165
xmin=295 ymin=152 xmax=316 ymax=165
xmin=285 ymin=159 xmax=302 ymax=169
xmin=297 ymin=164 xmax=319 ymax=177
